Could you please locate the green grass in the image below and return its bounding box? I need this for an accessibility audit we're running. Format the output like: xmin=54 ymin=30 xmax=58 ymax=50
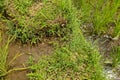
xmin=0 ymin=0 xmax=5 ymax=18
xmin=0 ymin=34 xmax=12 ymax=79
xmin=3 ymin=0 xmax=72 ymax=44
xmin=113 ymin=19 xmax=120 ymax=38
xmin=27 ymin=0 xmax=105 ymax=80
xmin=14 ymin=0 xmax=33 ymax=14
xmin=1 ymin=0 xmax=120 ymax=80
xmin=74 ymin=0 xmax=120 ymax=36
xmin=3 ymin=0 xmax=120 ymax=43
xmin=27 ymin=45 xmax=105 ymax=80
xmin=91 ymin=0 xmax=119 ymax=34
xmin=111 ymin=46 xmax=120 ymax=67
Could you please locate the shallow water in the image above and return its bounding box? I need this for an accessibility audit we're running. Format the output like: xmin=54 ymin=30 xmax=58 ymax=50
xmin=104 ymin=65 xmax=120 ymax=80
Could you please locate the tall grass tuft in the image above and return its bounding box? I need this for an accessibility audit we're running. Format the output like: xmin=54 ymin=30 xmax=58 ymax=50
xmin=74 ymin=0 xmax=120 ymax=35
xmin=0 ymin=34 xmax=28 ymax=79
xmin=0 ymin=33 xmax=12 ymax=79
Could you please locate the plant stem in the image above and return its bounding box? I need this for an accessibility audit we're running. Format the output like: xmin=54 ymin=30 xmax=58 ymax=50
xmin=0 ymin=67 xmax=29 ymax=77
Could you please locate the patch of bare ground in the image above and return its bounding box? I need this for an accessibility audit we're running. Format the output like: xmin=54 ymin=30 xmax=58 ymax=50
xmin=5 ymin=39 xmax=54 ymax=80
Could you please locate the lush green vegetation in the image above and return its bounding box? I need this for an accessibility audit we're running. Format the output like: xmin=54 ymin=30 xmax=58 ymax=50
xmin=2 ymin=0 xmax=72 ymax=44
xmin=27 ymin=0 xmax=105 ymax=80
xmin=0 ymin=0 xmax=120 ymax=80
xmin=77 ymin=0 xmax=120 ymax=36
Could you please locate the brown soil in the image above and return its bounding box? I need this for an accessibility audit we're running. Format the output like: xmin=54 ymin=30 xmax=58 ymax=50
xmin=5 ymin=40 xmax=54 ymax=80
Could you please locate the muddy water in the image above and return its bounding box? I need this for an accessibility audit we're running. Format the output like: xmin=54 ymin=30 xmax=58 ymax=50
xmin=5 ymin=41 xmax=53 ymax=80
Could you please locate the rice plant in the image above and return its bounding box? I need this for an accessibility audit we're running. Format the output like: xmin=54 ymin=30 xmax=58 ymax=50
xmin=91 ymin=0 xmax=120 ymax=34
xmin=0 ymin=33 xmax=12 ymax=79
xmin=74 ymin=0 xmax=120 ymax=35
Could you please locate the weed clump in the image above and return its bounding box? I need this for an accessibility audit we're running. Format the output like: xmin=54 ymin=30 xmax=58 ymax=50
xmin=3 ymin=0 xmax=71 ymax=44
